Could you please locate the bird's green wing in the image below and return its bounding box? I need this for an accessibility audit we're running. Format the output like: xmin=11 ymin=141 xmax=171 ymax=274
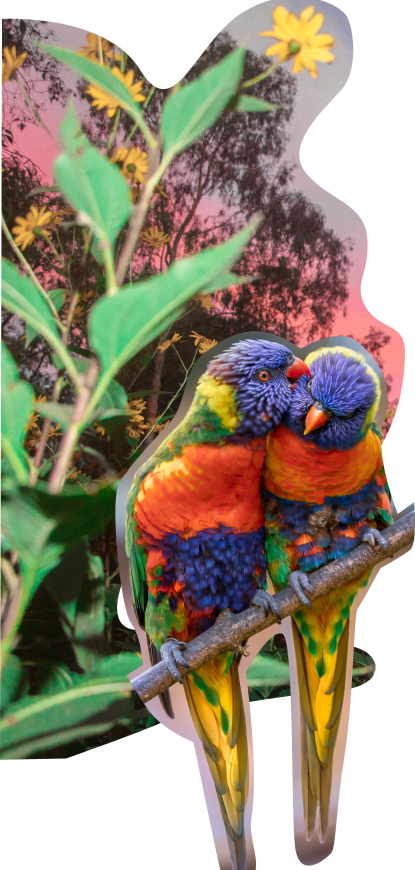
xmin=125 ymin=472 xmax=148 ymax=628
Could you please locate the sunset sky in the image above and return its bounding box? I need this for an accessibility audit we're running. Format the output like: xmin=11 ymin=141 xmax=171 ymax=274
xmin=7 ymin=3 xmax=404 ymax=398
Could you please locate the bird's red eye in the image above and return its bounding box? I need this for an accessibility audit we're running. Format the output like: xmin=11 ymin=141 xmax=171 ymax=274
xmin=258 ymin=370 xmax=270 ymax=382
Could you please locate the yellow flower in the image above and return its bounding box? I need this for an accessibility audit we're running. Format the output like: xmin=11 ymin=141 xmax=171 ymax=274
xmin=158 ymin=333 xmax=182 ymax=353
xmin=155 ymin=184 xmax=169 ymax=199
xmin=94 ymin=423 xmax=106 ymax=437
xmin=195 ymin=294 xmax=213 ymax=311
xmin=126 ymin=398 xmax=147 ymax=437
xmin=111 ymin=145 xmax=149 ymax=184
xmin=190 ymin=331 xmax=218 ymax=354
xmin=27 ymin=394 xmax=47 ymax=430
xmin=2 ymin=46 xmax=27 ymax=83
xmin=77 ymin=33 xmax=121 ymax=64
xmin=141 ymin=226 xmax=171 ymax=248
xmin=86 ymin=67 xmax=145 ymax=118
xmin=48 ymin=207 xmax=75 ymax=228
xmin=260 ymin=5 xmax=334 ymax=78
xmin=11 ymin=205 xmax=53 ymax=250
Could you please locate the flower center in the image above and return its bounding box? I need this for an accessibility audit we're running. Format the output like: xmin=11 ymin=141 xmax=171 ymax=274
xmin=33 ymin=227 xmax=43 ymax=235
xmin=288 ymin=39 xmax=301 ymax=54
xmin=127 ymin=163 xmax=136 ymax=172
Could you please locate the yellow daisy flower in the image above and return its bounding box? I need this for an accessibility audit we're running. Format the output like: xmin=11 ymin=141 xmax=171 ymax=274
xmin=126 ymin=398 xmax=147 ymax=437
xmin=86 ymin=67 xmax=145 ymax=118
xmin=2 ymin=46 xmax=28 ymax=83
xmin=141 ymin=226 xmax=171 ymax=248
xmin=11 ymin=205 xmax=53 ymax=250
xmin=260 ymin=5 xmax=334 ymax=78
xmin=190 ymin=331 xmax=218 ymax=354
xmin=77 ymin=33 xmax=121 ymax=64
xmin=111 ymin=145 xmax=149 ymax=184
xmin=158 ymin=332 xmax=182 ymax=353
xmin=195 ymin=294 xmax=213 ymax=311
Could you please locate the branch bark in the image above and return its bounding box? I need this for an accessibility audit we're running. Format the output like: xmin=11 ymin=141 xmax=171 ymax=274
xmin=130 ymin=510 xmax=414 ymax=703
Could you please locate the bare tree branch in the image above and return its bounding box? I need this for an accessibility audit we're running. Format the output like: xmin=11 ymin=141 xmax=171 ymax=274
xmin=130 ymin=510 xmax=414 ymax=703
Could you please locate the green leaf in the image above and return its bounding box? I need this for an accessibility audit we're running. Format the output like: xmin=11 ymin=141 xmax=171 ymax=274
xmin=1 ymin=482 xmax=117 ymax=663
xmin=39 ymin=45 xmax=147 ymax=128
xmin=0 ymin=653 xmax=141 ymax=758
xmin=2 ymin=259 xmax=60 ymax=343
xmin=0 ymin=654 xmax=26 ymax=711
xmin=1 ymin=344 xmax=34 ymax=483
xmin=203 ymin=272 xmax=260 ymax=293
xmin=72 ymin=553 xmax=110 ymax=671
xmin=105 ymin=584 xmax=121 ymax=624
xmin=49 ymin=288 xmax=65 ymax=310
xmin=99 ymin=378 xmax=128 ymax=411
xmin=66 ymin=344 xmax=91 ymax=358
xmin=161 ymin=47 xmax=245 ymax=159
xmin=24 ymin=324 xmax=37 ymax=348
xmin=89 ymin=217 xmax=260 ymax=383
xmin=246 ymin=652 xmax=290 ymax=689
xmin=35 ymin=401 xmax=73 ymax=429
xmin=46 ymin=544 xmax=88 ymax=632
xmin=1 ymin=484 xmax=104 ymax=590
xmin=233 ymin=94 xmax=281 ymax=112
xmin=24 ymin=290 xmax=64 ymax=347
xmin=54 ymin=103 xmax=131 ymax=254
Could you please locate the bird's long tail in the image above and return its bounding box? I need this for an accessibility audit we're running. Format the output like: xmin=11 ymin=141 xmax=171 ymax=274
xmin=292 ymin=617 xmax=350 ymax=843
xmin=183 ymin=650 xmax=248 ymax=870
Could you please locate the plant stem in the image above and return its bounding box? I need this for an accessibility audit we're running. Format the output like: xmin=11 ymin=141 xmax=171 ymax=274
xmin=97 ymin=36 xmax=104 ymax=66
xmin=115 ymin=143 xmax=166 ymax=286
xmin=107 ymin=107 xmax=121 ymax=154
xmin=102 ymin=245 xmax=118 ymax=296
xmin=241 ymin=62 xmax=279 ymax=90
xmin=2 ymin=215 xmax=65 ymax=332
xmin=43 ymin=234 xmax=65 ymax=264
xmin=48 ymin=358 xmax=101 ymax=494
xmin=143 ymin=85 xmax=155 ymax=108
xmin=30 ymin=291 xmax=79 ymax=485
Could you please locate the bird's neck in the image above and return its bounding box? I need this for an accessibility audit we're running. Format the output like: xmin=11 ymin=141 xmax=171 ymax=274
xmin=262 ymin=424 xmax=383 ymax=505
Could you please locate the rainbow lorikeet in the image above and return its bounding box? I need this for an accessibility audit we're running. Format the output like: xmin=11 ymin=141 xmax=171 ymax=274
xmin=126 ymin=338 xmax=309 ymax=870
xmin=261 ymin=347 xmax=393 ymax=849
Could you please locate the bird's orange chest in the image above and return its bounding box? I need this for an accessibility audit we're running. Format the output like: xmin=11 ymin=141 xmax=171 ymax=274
xmin=135 ymin=438 xmax=267 ymax=538
xmin=262 ymin=425 xmax=382 ymax=504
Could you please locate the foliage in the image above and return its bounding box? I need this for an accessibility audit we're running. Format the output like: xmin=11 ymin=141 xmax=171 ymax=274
xmin=1 ymin=21 xmax=288 ymax=758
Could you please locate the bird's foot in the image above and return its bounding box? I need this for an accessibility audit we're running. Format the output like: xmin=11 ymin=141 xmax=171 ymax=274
xmin=362 ymin=529 xmax=388 ymax=549
xmin=250 ymin=589 xmax=281 ymax=623
xmin=160 ymin=638 xmax=189 ymax=684
xmin=288 ymin=571 xmax=313 ymax=607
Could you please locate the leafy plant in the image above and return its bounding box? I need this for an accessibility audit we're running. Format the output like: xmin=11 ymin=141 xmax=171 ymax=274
xmin=1 ymin=29 xmax=283 ymax=758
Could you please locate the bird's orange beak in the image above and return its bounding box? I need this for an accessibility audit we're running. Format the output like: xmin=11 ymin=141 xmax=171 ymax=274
xmin=304 ymin=404 xmax=331 ymax=435
xmin=286 ymin=357 xmax=310 ymax=379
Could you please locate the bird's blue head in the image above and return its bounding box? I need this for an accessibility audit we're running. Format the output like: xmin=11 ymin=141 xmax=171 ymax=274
xmin=286 ymin=347 xmax=381 ymax=449
xmin=205 ymin=338 xmax=310 ymax=438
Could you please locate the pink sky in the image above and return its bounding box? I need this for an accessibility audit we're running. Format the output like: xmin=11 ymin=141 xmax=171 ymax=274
xmin=7 ymin=16 xmax=404 ymax=401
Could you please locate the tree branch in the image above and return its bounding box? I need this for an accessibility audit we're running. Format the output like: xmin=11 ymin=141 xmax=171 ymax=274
xmin=130 ymin=510 xmax=414 ymax=703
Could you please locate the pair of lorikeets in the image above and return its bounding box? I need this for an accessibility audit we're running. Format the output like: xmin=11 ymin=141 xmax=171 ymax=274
xmin=125 ymin=339 xmax=392 ymax=869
